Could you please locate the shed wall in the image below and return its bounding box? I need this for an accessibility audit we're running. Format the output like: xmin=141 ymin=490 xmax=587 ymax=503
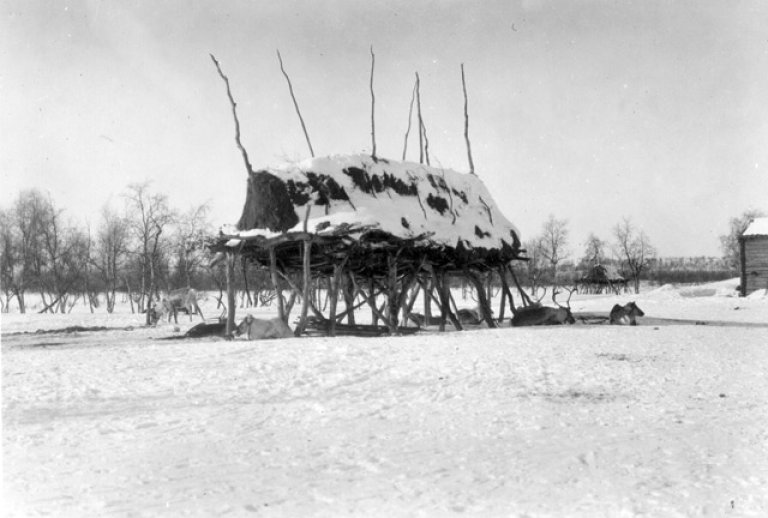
xmin=743 ymin=236 xmax=768 ymax=295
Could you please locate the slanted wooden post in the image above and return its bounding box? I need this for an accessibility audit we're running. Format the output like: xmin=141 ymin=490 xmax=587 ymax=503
xmin=369 ymin=277 xmax=378 ymax=326
xmin=387 ymin=253 xmax=399 ymax=334
xmin=423 ymin=276 xmax=433 ymax=323
xmin=328 ymin=263 xmax=342 ymax=336
xmin=435 ymin=270 xmax=462 ymax=331
xmin=465 ymin=269 xmax=497 ymax=328
xmin=269 ymin=246 xmax=285 ymax=321
xmin=295 ymin=238 xmax=312 ymax=336
xmin=498 ymin=265 xmax=517 ymax=319
xmin=344 ymin=272 xmax=357 ymax=325
xmin=507 ymin=264 xmax=534 ymax=307
xmin=225 ymin=250 xmax=236 ymax=336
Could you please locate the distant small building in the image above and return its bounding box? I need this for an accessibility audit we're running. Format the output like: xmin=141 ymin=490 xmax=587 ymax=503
xmin=579 ymin=264 xmax=627 ymax=294
xmin=739 ymin=217 xmax=768 ymax=296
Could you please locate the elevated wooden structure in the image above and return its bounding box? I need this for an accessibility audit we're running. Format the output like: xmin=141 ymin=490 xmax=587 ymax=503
xmin=210 ymin=154 xmax=528 ymax=336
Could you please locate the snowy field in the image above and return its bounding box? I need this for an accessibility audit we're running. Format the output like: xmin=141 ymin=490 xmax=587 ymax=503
xmin=2 ymin=279 xmax=768 ymax=517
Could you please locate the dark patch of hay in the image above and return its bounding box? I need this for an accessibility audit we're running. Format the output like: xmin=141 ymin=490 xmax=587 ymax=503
xmin=343 ymin=167 xmax=372 ymax=193
xmin=285 ymin=180 xmax=311 ymax=205
xmin=474 ymin=225 xmax=491 ymax=238
xmin=426 ymin=193 xmax=449 ymax=215
xmin=382 ymin=173 xmax=418 ymax=196
xmin=452 ymin=188 xmax=468 ymax=204
xmin=238 ymin=171 xmax=300 ymax=231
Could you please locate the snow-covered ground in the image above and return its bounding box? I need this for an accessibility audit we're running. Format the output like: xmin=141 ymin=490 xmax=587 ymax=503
xmin=3 ymin=279 xmax=767 ymax=517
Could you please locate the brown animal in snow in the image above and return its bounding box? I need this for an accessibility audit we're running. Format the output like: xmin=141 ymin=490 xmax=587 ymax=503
xmin=511 ymin=288 xmax=576 ymax=327
xmin=407 ymin=313 xmax=443 ymax=327
xmin=160 ymin=288 xmax=204 ymax=323
xmin=234 ymin=314 xmax=294 ymax=340
xmin=184 ymin=321 xmax=227 ymax=338
xmin=609 ymin=302 xmax=645 ymax=325
xmin=456 ymin=307 xmax=484 ymax=325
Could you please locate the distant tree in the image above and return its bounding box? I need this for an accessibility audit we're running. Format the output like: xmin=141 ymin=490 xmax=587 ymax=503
xmin=123 ymin=182 xmax=176 ymax=323
xmin=36 ymin=198 xmax=87 ymax=313
xmin=613 ymin=217 xmax=656 ymax=294
xmin=538 ymin=214 xmax=569 ymax=284
xmin=582 ymin=233 xmax=605 ymax=267
xmin=720 ymin=209 xmax=766 ymax=269
xmin=171 ymin=202 xmax=212 ymax=289
xmin=10 ymin=189 xmax=55 ymax=313
xmin=523 ymin=237 xmax=546 ymax=294
xmin=0 ymin=208 xmax=18 ymax=312
xmin=92 ymin=207 xmax=129 ymax=313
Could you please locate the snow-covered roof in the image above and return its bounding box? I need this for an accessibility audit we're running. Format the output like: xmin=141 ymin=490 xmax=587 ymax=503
xmin=743 ymin=217 xmax=768 ymax=237
xmin=221 ymin=154 xmax=522 ymax=255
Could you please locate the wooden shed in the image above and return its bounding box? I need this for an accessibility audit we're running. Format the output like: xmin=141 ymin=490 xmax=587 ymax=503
xmin=739 ymin=217 xmax=768 ymax=296
xmin=578 ymin=264 xmax=627 ymax=294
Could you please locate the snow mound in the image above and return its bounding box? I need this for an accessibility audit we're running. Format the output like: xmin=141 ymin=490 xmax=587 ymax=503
xmin=645 ymin=284 xmax=682 ymax=299
xmin=747 ymin=289 xmax=768 ymax=300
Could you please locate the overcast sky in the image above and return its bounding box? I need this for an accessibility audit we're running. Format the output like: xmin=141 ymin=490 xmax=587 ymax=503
xmin=2 ymin=0 xmax=767 ymax=258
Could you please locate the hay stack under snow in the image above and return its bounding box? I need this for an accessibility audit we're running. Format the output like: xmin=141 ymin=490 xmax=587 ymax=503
xmin=216 ymin=154 xmax=524 ymax=274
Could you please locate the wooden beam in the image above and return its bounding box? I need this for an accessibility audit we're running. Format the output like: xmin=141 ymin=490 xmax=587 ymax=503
xmin=328 ymin=264 xmax=344 ymax=336
xmin=465 ymin=269 xmax=497 ymax=328
xmin=269 ymin=246 xmax=286 ymax=321
xmin=225 ymin=250 xmax=236 ymax=336
xmin=295 ymin=239 xmax=312 ymax=336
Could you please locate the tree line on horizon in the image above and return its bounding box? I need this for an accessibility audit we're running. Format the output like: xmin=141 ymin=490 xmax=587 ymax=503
xmin=0 ymin=185 xmax=763 ymax=314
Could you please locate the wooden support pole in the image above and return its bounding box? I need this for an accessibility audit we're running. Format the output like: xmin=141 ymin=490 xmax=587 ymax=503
xmin=225 ymin=250 xmax=236 ymax=336
xmin=350 ymin=275 xmax=391 ymax=327
xmin=465 ymin=269 xmax=497 ymax=328
xmin=435 ymin=270 xmax=462 ymax=331
xmin=461 ymin=63 xmax=476 ymax=175
xmin=343 ymin=272 xmax=357 ymax=325
xmin=369 ymin=277 xmax=378 ymax=326
xmin=295 ymin=239 xmax=312 ymax=337
xmin=209 ymin=54 xmax=253 ymax=174
xmin=369 ymin=45 xmax=377 ymax=159
xmin=423 ymin=275 xmax=433 ymax=323
xmin=507 ymin=264 xmax=534 ymax=307
xmin=269 ymin=246 xmax=285 ymax=321
xmin=387 ymin=254 xmax=398 ymax=334
xmin=499 ymin=265 xmax=517 ymax=319
xmin=276 ymin=49 xmax=315 ymax=158
xmin=402 ymin=79 xmax=417 ymax=161
xmin=328 ymin=263 xmax=342 ymax=337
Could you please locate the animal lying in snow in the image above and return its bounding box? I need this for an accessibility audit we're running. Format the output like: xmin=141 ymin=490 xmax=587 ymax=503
xmin=407 ymin=313 xmax=443 ymax=327
xmin=511 ymin=288 xmax=576 ymax=326
xmin=511 ymin=305 xmax=576 ymax=326
xmin=184 ymin=321 xmax=227 ymax=338
xmin=234 ymin=314 xmax=294 ymax=340
xmin=609 ymin=302 xmax=645 ymax=325
xmin=456 ymin=308 xmax=483 ymax=325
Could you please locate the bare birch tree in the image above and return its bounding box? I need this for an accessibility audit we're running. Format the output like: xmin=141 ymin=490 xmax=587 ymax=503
xmin=614 ymin=217 xmax=656 ymax=294
xmin=123 ymin=182 xmax=176 ymax=323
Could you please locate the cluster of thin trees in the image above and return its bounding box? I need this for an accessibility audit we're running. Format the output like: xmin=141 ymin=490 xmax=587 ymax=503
xmin=518 ymin=209 xmax=764 ymax=295
xmin=0 ymin=183 xmax=214 ymax=314
xmin=520 ymin=214 xmax=658 ymax=294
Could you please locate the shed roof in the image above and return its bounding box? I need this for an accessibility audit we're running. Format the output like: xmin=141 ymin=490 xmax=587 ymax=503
xmin=742 ymin=217 xmax=768 ymax=237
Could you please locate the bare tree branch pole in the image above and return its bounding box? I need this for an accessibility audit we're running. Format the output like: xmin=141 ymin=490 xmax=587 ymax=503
xmin=416 ymin=73 xmax=423 ymax=164
xmin=276 ymin=49 xmax=315 ymax=158
xmin=209 ymin=53 xmax=253 ymax=173
xmin=461 ymin=63 xmax=476 ymax=175
xmin=402 ymin=79 xmax=417 ymax=160
xmin=369 ymin=45 xmax=377 ymax=159
xmin=415 ymin=73 xmax=430 ymax=165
